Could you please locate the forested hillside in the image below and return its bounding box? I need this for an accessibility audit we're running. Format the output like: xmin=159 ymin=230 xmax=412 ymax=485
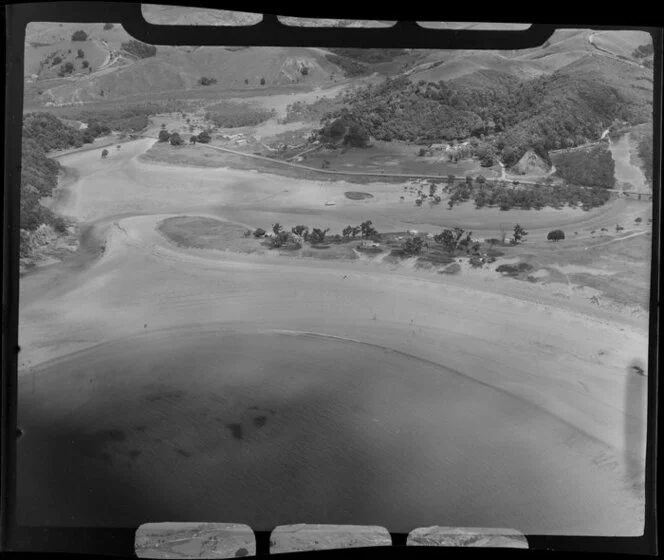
xmin=23 ymin=112 xmax=96 ymax=150
xmin=20 ymin=113 xmax=93 ymax=235
xmin=20 ymin=138 xmax=66 ymax=234
xmin=318 ymin=66 xmax=651 ymax=167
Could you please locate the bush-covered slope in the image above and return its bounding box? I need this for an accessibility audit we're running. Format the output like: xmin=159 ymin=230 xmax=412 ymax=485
xmin=318 ymin=60 xmax=652 ymax=167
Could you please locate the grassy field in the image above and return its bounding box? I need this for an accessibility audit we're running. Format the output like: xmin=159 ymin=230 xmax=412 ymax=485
xmin=140 ymin=142 xmax=413 ymax=184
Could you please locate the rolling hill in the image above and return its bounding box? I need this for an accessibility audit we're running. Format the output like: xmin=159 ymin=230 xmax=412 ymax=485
xmin=23 ymin=19 xmax=654 ymax=115
xmin=31 ymin=44 xmax=346 ymax=106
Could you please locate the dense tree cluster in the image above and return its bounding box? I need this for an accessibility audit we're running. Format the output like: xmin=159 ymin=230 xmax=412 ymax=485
xmin=196 ymin=130 xmax=211 ymax=143
xmin=318 ymin=111 xmax=371 ymax=147
xmin=57 ymin=61 xmax=75 ymax=77
xmin=20 ymin=112 xmax=121 ymax=234
xmin=316 ymin=70 xmax=642 ymax=165
xmin=282 ymin=97 xmax=341 ymax=124
xmin=20 ymin=139 xmax=66 ymax=234
xmin=121 ymin=39 xmax=157 ymax=59
xmin=169 ymin=132 xmax=184 ymax=146
xmin=65 ymin=102 xmax=184 ymax=133
xmin=71 ymin=30 xmax=88 ymax=41
xmin=443 ymin=177 xmax=611 ymax=211
xmin=23 ymin=112 xmax=95 ymax=150
xmin=551 ymin=144 xmax=616 ymax=188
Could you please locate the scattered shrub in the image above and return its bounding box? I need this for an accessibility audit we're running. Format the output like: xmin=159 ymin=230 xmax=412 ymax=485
xmin=547 ymin=229 xmax=565 ymax=241
xmin=198 ymin=76 xmax=218 ymax=86
xmin=71 ymin=30 xmax=88 ymax=41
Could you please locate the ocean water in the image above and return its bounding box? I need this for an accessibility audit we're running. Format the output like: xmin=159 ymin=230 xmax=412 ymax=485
xmin=17 ymin=329 xmax=643 ymax=535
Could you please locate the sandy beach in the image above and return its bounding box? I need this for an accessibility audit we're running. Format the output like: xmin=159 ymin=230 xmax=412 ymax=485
xmin=17 ymin=137 xmax=649 ymax=535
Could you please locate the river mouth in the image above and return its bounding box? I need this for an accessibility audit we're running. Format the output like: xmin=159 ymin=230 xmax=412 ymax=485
xmin=17 ymin=328 xmax=643 ymax=535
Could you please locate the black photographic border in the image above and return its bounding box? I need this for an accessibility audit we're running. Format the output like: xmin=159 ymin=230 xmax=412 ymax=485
xmin=2 ymin=2 xmax=661 ymax=558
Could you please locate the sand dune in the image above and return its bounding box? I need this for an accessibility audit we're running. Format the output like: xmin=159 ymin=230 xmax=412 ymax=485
xmin=17 ymin=138 xmax=649 ymax=535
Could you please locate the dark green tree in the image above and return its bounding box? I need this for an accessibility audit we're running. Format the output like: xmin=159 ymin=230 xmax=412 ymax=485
xmin=71 ymin=30 xmax=88 ymax=41
xmin=169 ymin=132 xmax=184 ymax=146
xmin=512 ymin=224 xmax=528 ymax=244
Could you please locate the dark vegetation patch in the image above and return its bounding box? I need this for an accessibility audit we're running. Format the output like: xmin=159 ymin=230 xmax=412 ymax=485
xmin=496 ymin=262 xmax=533 ymax=277
xmin=56 ymin=100 xmax=185 ymax=133
xmin=325 ymin=54 xmax=370 ymax=78
xmin=444 ymin=175 xmax=611 ymax=210
xmin=121 ymin=39 xmax=157 ymax=59
xmin=20 ymin=136 xmax=67 ymax=236
xmin=175 ymin=448 xmax=192 ymax=458
xmin=551 ymin=144 xmax=616 ymax=188
xmin=235 ymin=548 xmax=249 ymax=557
xmin=205 ymin=101 xmax=274 ymax=128
xmin=227 ymin=423 xmax=244 ymax=441
xmin=253 ymin=416 xmax=267 ymax=428
xmin=314 ymin=69 xmax=650 ymax=170
xmin=344 ymin=191 xmax=374 ymax=200
xmin=282 ymin=97 xmax=342 ymax=124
